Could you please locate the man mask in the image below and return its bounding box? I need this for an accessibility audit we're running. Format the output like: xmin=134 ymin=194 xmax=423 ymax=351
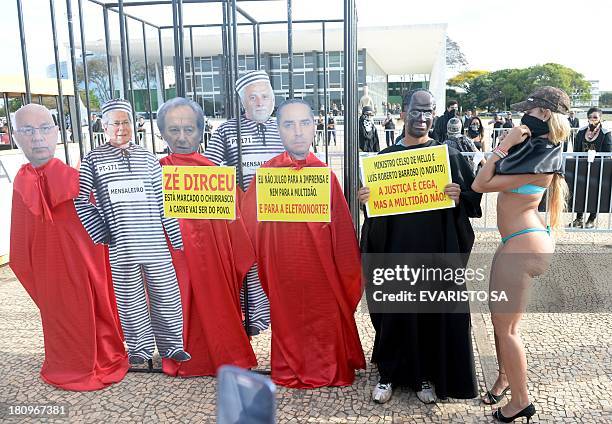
xmin=158 ymin=98 xmax=204 ymax=154
xmin=405 ymin=91 xmax=436 ymax=139
xmin=14 ymin=104 xmax=59 ymax=167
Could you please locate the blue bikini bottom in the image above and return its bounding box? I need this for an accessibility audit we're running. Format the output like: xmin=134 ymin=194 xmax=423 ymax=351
xmin=501 ymin=226 xmax=551 ymax=244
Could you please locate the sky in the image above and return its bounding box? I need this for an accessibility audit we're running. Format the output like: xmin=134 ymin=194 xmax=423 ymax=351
xmin=355 ymin=0 xmax=612 ymax=91
xmin=2 ymin=0 xmax=611 ymax=91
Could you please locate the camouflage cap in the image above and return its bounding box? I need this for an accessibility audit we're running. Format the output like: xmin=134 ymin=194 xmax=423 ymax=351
xmin=510 ymin=86 xmax=571 ymax=115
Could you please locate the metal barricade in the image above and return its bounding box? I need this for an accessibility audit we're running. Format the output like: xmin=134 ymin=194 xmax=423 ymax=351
xmin=328 ymin=148 xmax=612 ymax=234
xmin=561 ymin=152 xmax=612 ymax=232
xmin=93 ymin=132 xmax=105 ymax=147
xmin=460 ymin=151 xmax=612 ymax=233
xmin=487 ymin=127 xmax=581 ymax=152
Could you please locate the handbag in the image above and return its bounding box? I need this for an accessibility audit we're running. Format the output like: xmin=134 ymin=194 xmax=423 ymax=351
xmin=495 ymin=136 xmax=563 ymax=175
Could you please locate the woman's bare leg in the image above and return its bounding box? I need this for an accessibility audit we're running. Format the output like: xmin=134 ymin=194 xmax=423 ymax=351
xmin=483 ymin=246 xmax=509 ymax=402
xmin=489 ymin=233 xmax=552 ymax=416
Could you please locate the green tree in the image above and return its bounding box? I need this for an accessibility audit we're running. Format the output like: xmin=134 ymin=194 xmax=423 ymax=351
xmin=461 ymin=63 xmax=591 ymax=111
xmin=599 ymin=92 xmax=612 ymax=107
xmin=447 ymin=70 xmax=491 ymax=110
xmin=82 ymin=89 xmax=101 ymax=111
xmin=0 ymin=98 xmax=24 ymax=121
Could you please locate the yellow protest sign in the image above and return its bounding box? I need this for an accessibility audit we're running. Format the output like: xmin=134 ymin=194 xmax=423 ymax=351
xmin=359 ymin=144 xmax=454 ymax=217
xmin=256 ymin=167 xmax=331 ymax=222
xmin=162 ymin=165 xmax=236 ymax=220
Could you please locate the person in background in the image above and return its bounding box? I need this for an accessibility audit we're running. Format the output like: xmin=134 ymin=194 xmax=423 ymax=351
xmin=463 ymin=110 xmax=473 ymax=130
xmin=568 ymin=107 xmax=612 ymax=228
xmin=467 ymin=116 xmax=486 ymax=151
xmin=316 ymin=112 xmax=325 ymax=145
xmin=203 ymin=117 xmax=213 ymax=148
xmin=566 ymin=110 xmax=580 ymax=152
xmin=432 ymin=100 xmax=460 ymax=142
xmin=327 ymin=112 xmax=337 ymax=146
xmin=92 ymin=115 xmax=103 ymax=133
xmin=0 ymin=124 xmax=11 ymax=145
xmin=332 ymin=102 xmax=339 ymax=117
xmin=359 ymin=106 xmax=380 ymax=152
xmin=382 ymin=112 xmax=396 ymax=148
xmin=492 ymin=114 xmax=505 ymax=147
xmin=137 ymin=116 xmax=146 ymax=144
xmin=568 ymin=110 xmax=580 ymax=129
xmin=444 ymin=117 xmax=484 ymax=172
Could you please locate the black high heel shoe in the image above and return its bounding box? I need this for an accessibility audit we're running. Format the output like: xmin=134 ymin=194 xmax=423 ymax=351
xmin=493 ymin=403 xmax=536 ymax=423
xmin=483 ymin=370 xmax=510 ymax=405
xmin=482 ymin=386 xmax=510 ymax=405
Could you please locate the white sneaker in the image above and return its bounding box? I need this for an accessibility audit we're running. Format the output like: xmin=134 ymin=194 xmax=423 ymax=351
xmin=372 ymin=382 xmax=393 ymax=404
xmin=416 ymin=381 xmax=436 ymax=404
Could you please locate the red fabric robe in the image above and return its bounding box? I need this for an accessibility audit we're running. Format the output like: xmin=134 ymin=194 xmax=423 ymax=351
xmin=9 ymin=158 xmax=128 ymax=391
xmin=243 ymin=152 xmax=366 ymax=388
xmin=160 ymin=152 xmax=257 ymax=376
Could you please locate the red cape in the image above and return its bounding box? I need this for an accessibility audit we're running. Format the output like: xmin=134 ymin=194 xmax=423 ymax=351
xmin=243 ymin=152 xmax=365 ymax=388
xmin=160 ymin=152 xmax=257 ymax=376
xmin=9 ymin=158 xmax=128 ymax=391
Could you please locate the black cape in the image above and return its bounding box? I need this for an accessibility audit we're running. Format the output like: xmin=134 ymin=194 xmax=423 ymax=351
xmin=360 ymin=139 xmax=482 ymax=399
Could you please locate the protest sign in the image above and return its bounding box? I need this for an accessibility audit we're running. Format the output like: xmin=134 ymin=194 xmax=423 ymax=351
xmin=256 ymin=167 xmax=331 ymax=222
xmin=360 ymin=144 xmax=454 ymax=217
xmin=163 ymin=165 xmax=236 ymax=219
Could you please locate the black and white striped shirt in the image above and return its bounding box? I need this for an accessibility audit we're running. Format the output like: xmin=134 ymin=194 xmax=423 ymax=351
xmin=74 ymin=142 xmax=182 ymax=265
xmin=205 ymin=116 xmax=285 ymax=189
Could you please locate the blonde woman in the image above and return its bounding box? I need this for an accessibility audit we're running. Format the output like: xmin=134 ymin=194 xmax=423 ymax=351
xmin=472 ymin=87 xmax=570 ymax=423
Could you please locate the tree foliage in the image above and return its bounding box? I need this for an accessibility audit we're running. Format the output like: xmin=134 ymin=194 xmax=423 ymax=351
xmin=83 ymin=89 xmax=101 ymax=111
xmin=0 ymin=98 xmax=23 ymax=121
xmin=447 ymin=63 xmax=591 ymax=111
xmin=76 ymin=58 xmax=112 ymax=103
xmin=447 ymin=70 xmax=490 ymax=90
xmin=76 ymin=58 xmax=156 ymax=105
xmin=600 ymin=92 xmax=612 ymax=107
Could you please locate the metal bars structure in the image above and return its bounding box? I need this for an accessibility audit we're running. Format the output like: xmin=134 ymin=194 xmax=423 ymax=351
xmin=8 ymin=0 xmax=363 ymax=340
xmin=9 ymin=3 xmax=345 ymax=137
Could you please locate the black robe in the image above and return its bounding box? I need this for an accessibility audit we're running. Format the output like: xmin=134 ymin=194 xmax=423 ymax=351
xmin=360 ymin=139 xmax=482 ymax=399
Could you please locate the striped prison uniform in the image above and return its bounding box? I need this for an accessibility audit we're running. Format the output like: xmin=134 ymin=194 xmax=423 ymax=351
xmin=205 ymin=116 xmax=284 ymax=332
xmin=74 ymin=142 xmax=185 ymax=359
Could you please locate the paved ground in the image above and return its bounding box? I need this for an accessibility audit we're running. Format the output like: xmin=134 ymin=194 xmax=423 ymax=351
xmin=0 ymin=236 xmax=611 ymax=423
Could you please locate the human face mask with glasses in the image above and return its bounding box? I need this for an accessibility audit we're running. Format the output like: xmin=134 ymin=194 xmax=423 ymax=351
xmin=404 ymin=91 xmax=436 ymax=140
xmin=104 ymin=110 xmax=133 ymax=148
xmin=14 ymin=109 xmax=59 ymax=167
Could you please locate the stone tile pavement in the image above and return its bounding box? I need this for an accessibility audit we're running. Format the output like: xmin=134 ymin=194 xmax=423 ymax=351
xmin=0 ymin=240 xmax=611 ymax=423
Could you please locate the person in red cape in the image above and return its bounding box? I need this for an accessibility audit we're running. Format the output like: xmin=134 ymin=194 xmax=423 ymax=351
xmin=9 ymin=104 xmax=128 ymax=390
xmin=157 ymin=98 xmax=257 ymax=376
xmin=242 ymin=99 xmax=366 ymax=388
